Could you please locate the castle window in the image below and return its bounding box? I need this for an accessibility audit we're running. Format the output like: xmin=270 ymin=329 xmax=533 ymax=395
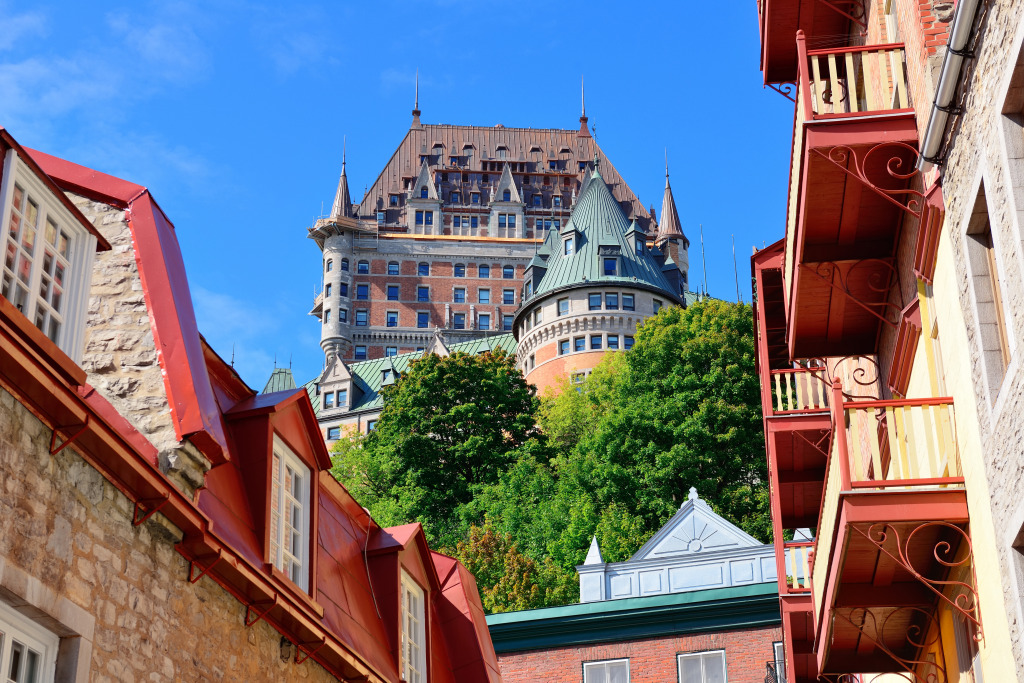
xmin=471 ymin=193 xmax=480 ymax=204
xmin=417 ymin=286 xmax=429 ymax=302
xmin=533 ymin=195 xmax=542 ymax=207
xmin=624 ymin=335 xmax=634 ymax=350
xmin=367 ymin=420 xmax=378 ymax=431
xmin=479 ymin=289 xmax=490 ymax=304
xmin=324 ymin=392 xmax=335 ymax=409
xmin=574 ymin=337 xmax=585 ymax=352
xmin=607 ymin=335 xmax=620 ymax=350
xmin=418 ymin=262 xmax=429 ymax=276
xmin=503 ymin=189 xmax=511 ymax=201
xmin=390 ymin=195 xmax=399 ymax=206
xmin=453 ymin=313 xmax=466 ymax=329
xmin=355 ymin=310 xmax=368 ymax=326
xmin=324 ymin=309 xmax=331 ymax=324
xmin=653 ymin=299 xmax=663 ymax=313
xmin=424 ymin=212 xmax=433 ymax=226
xmin=533 ymin=308 xmax=541 ymax=324
xmin=400 ymin=572 xmax=427 ymax=683
xmin=357 ymin=260 xmax=369 ymax=274
xmin=387 ymin=285 xmax=399 ymax=301
xmin=498 ymin=215 xmax=506 ymax=229
xmin=388 ymin=261 xmax=400 ymax=275
xmin=549 ymin=161 xmax=557 ymax=170
xmin=503 ymin=265 xmax=515 ymax=279
xmin=385 ymin=347 xmax=397 ymax=357
xmin=590 ymin=335 xmax=602 ymax=350
xmin=553 ymin=196 xmax=562 ymax=207
xmin=564 ymin=239 xmax=574 ymax=256
xmin=415 ymin=210 xmax=424 ymax=226
xmin=636 ymin=240 xmax=643 ymax=256
xmin=339 ymin=308 xmax=347 ymax=322
xmin=584 ymin=659 xmax=629 ymax=683
xmin=339 ymin=283 xmax=348 ymax=298
xmin=479 ymin=264 xmax=490 ymax=278
xmin=606 ymin=293 xmax=619 ymax=310
xmin=270 ymin=437 xmax=310 ymax=590
xmin=508 ymin=215 xmax=516 ymax=229
xmin=452 ymin=192 xmax=461 ymax=203
xmin=0 ymin=599 xmax=58 ymax=683
xmin=327 ymin=426 xmax=340 ymax=440
xmin=386 ymin=311 xmax=398 ymax=327
xmin=589 ymin=293 xmax=602 ymax=311
xmin=324 ymin=284 xmax=332 ymax=298
xmin=454 ymin=264 xmax=466 ymax=277
xmin=471 ymin=216 xmax=478 ymax=229
xmin=417 ymin=311 xmax=429 ymax=328
xmin=420 ymin=187 xmax=428 ymax=198
xmin=603 ymin=258 xmax=617 ymax=276
xmin=354 ymin=345 xmax=367 ymax=360
xmin=454 ymin=288 xmax=466 ymax=303
xmin=503 ymin=289 xmax=515 ymax=305
xmin=557 ymin=298 xmax=569 ymax=316
xmin=341 ymin=258 xmax=349 ymax=271
xmin=502 ymin=315 xmax=513 ymax=331
xmin=525 ymin=281 xmax=533 ymax=298
xmin=453 ymin=216 xmax=461 ymax=228
xmin=621 ymin=294 xmax=634 ymax=311
xmin=559 ymin=339 xmax=569 ymax=355
xmin=337 ymin=389 xmax=348 ymax=407
xmin=325 ymin=259 xmax=333 ymax=272
xmin=479 ymin=313 xmax=491 ymax=330
xmin=356 ymin=284 xmax=369 ymax=300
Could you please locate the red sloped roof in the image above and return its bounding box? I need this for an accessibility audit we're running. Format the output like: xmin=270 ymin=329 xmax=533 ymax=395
xmin=432 ymin=552 xmax=503 ymax=683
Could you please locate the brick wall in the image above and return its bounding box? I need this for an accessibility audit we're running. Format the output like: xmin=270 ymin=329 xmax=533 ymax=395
xmin=496 ymin=626 xmax=781 ymax=683
xmin=0 ymin=386 xmax=340 ymax=682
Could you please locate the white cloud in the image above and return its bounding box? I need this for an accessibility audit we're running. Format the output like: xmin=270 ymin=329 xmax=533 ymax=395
xmin=0 ymin=5 xmax=46 ymax=51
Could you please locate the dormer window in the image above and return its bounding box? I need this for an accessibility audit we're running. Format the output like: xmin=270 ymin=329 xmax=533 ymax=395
xmin=603 ymin=257 xmax=617 ymax=276
xmin=390 ymin=194 xmax=399 ymax=206
xmin=270 ymin=437 xmax=311 ymax=591
xmin=533 ymin=195 xmax=542 ymax=207
xmin=401 ymin=572 xmax=427 ymax=683
xmin=553 ymin=196 xmax=562 ymax=207
xmin=471 ymin=192 xmax=480 ymax=204
xmin=420 ymin=187 xmax=428 ymax=198
xmin=564 ymin=238 xmax=574 ymax=256
xmin=502 ymin=189 xmax=511 ymax=202
xmin=451 ymin=192 xmax=460 ymax=203
xmin=1 ymin=151 xmax=98 ymax=362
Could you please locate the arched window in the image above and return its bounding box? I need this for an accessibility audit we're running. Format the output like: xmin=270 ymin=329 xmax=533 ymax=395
xmin=341 ymin=258 xmax=349 ymax=271
xmin=418 ymin=262 xmax=429 ymax=276
xmin=503 ymin=265 xmax=514 ymax=279
xmin=388 ymin=261 xmax=400 ymax=276
xmin=357 ymin=260 xmax=370 ymax=274
xmin=325 ymin=259 xmax=333 ymax=272
xmin=502 ymin=189 xmax=511 ymax=202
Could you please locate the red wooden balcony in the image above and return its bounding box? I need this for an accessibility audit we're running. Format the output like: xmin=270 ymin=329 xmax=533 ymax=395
xmin=758 ymin=0 xmax=855 ymax=84
xmin=784 ymin=34 xmax=920 ymax=360
xmin=812 ymin=383 xmax=978 ymax=680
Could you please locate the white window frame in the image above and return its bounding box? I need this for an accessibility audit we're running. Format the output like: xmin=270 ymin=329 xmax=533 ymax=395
xmin=773 ymin=642 xmax=786 ymax=683
xmin=0 ymin=599 xmax=58 ymax=683
xmin=400 ymin=572 xmax=426 ymax=683
xmin=677 ymin=649 xmax=727 ymax=683
xmin=583 ymin=658 xmax=629 ymax=683
xmin=0 ymin=150 xmax=96 ymax=363
xmin=269 ymin=436 xmax=311 ymax=592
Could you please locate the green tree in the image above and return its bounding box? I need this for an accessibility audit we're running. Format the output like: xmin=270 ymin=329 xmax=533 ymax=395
xmin=331 ymin=349 xmax=540 ymax=547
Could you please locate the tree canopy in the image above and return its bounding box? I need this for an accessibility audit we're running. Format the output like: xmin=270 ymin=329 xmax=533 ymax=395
xmin=330 ymin=299 xmax=768 ymax=612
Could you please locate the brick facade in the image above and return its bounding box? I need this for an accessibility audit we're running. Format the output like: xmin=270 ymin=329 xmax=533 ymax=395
xmin=496 ymin=627 xmax=782 ymax=683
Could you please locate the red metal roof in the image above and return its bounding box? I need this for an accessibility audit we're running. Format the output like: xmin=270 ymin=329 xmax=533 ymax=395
xmin=13 ymin=145 xmax=500 ymax=682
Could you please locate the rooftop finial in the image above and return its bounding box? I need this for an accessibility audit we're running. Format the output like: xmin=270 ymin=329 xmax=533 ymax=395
xmin=688 ymin=486 xmax=699 ymax=501
xmin=581 ymin=76 xmax=586 ymax=118
xmin=665 ymin=148 xmax=669 ymax=179
xmin=343 ymin=135 xmax=347 ymax=172
xmin=411 ymin=69 xmax=422 ymax=127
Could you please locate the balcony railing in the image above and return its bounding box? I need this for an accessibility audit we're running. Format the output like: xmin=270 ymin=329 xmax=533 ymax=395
xmin=797 ymin=33 xmax=912 ymax=121
xmin=782 ymin=541 xmax=813 ymax=593
xmin=769 ymin=368 xmax=830 ymax=414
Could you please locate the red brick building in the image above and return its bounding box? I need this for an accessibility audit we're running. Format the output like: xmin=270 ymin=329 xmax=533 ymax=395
xmin=0 ymin=127 xmax=500 ymax=682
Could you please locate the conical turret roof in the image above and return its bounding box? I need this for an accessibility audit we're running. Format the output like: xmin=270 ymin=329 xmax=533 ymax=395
xmin=657 ymin=170 xmax=684 ymax=243
xmin=531 ymin=168 xmax=683 ymax=303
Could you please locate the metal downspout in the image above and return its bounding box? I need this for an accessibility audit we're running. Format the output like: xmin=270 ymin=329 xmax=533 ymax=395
xmin=917 ymin=0 xmax=984 ymax=173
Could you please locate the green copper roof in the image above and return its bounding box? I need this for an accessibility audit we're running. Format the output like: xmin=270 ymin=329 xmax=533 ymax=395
xmin=309 ymin=333 xmax=518 ymax=416
xmin=531 ymin=169 xmax=682 ymax=302
xmin=262 ymin=367 xmax=297 ymax=394
xmin=485 ymin=581 xmax=780 ymax=653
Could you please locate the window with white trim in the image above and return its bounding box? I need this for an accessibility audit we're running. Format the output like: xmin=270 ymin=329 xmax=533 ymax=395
xmin=1 ymin=150 xmax=96 ymax=362
xmin=773 ymin=642 xmax=786 ymax=683
xmin=400 ymin=572 xmax=426 ymax=683
xmin=583 ymin=658 xmax=629 ymax=683
xmin=677 ymin=649 xmax=727 ymax=683
xmin=269 ymin=437 xmax=311 ymax=591
xmin=0 ymin=600 xmax=58 ymax=683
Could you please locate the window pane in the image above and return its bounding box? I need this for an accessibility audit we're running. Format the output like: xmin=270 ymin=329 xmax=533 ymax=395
xmin=608 ymin=661 xmax=629 ymax=683
xmin=703 ymin=653 xmax=726 ymax=683
xmin=589 ymin=293 xmax=602 ymax=310
xmin=679 ymin=655 xmax=702 ymax=682
xmin=418 ymin=262 xmax=429 ymax=276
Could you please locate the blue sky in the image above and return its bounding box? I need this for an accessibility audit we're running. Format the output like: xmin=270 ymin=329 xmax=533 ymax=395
xmin=1 ymin=1 xmax=794 ymax=389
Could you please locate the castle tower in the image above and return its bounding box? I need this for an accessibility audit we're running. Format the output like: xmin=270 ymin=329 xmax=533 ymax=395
xmin=655 ymin=162 xmax=690 ymax=293
xmin=513 ymin=166 xmax=685 ymax=395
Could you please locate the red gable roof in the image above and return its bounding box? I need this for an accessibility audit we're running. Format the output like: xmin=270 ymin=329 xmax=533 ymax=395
xmin=16 ymin=144 xmax=500 ymax=682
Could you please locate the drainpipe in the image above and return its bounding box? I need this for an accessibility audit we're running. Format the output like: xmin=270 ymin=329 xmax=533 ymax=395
xmin=917 ymin=0 xmax=984 ymax=173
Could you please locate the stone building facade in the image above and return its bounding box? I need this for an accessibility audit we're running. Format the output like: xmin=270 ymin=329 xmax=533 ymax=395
xmin=0 ymin=129 xmax=500 ymax=682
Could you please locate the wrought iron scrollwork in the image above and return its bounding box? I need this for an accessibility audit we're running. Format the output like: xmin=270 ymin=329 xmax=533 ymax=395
xmin=828 ymin=606 xmax=948 ymax=683
xmin=767 ymin=82 xmax=797 ymax=102
xmin=853 ymin=522 xmax=982 ymax=641
xmin=814 ymin=0 xmax=869 ymax=32
xmin=811 ymin=143 xmax=925 ymax=218
xmin=796 ymin=354 xmax=883 ymax=401
xmin=801 ymin=259 xmax=904 ymax=330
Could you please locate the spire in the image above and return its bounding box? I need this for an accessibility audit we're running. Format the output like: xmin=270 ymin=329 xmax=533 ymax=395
xmin=584 ymin=536 xmax=603 ymax=565
xmin=656 ymin=154 xmax=684 ymax=243
xmin=330 ymin=137 xmax=352 ymax=219
xmin=411 ymin=69 xmax=421 ymax=127
xmin=577 ymin=76 xmax=591 ymax=138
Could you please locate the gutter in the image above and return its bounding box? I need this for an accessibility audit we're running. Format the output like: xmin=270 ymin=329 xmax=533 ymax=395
xmin=917 ymin=0 xmax=984 ymax=173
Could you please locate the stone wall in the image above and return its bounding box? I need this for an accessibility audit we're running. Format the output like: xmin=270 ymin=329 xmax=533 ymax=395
xmin=495 ymin=627 xmax=781 ymax=683
xmin=0 ymin=385 xmax=340 ymax=682
xmin=70 ymin=194 xmax=207 ymax=496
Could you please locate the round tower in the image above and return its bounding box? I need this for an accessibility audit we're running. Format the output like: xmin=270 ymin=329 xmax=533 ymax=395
xmin=513 ymin=167 xmax=685 ymax=395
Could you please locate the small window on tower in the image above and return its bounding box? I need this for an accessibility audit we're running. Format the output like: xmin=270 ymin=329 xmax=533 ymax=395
xmin=420 ymin=187 xmax=428 ymax=198
xmin=341 ymin=258 xmax=349 ymax=271
xmin=325 ymin=259 xmax=333 ymax=272
xmin=503 ymin=189 xmax=511 ymax=202
xmin=603 ymin=258 xmax=617 ymax=276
